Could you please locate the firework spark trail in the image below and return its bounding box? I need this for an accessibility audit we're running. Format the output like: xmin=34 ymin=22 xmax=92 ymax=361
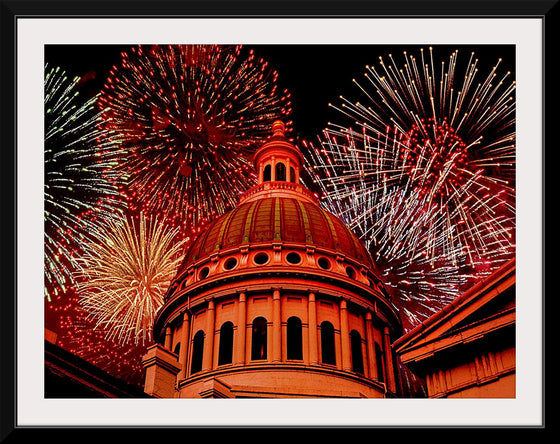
xmin=97 ymin=44 xmax=292 ymax=237
xmin=44 ymin=64 xmax=124 ymax=300
xmin=360 ymin=49 xmax=516 ymax=166
xmin=76 ymin=212 xmax=187 ymax=346
xmin=304 ymin=47 xmax=515 ymax=331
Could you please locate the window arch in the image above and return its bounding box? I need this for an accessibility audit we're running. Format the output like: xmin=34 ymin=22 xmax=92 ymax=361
xmin=289 ymin=166 xmax=296 ymax=183
xmin=287 ymin=317 xmax=303 ymax=360
xmin=320 ymin=321 xmax=336 ymax=365
xmin=218 ymin=321 xmax=234 ymax=366
xmin=263 ymin=164 xmax=271 ymax=182
xmin=190 ymin=330 xmax=205 ymax=374
xmin=350 ymin=330 xmax=364 ymax=374
xmin=251 ymin=317 xmax=267 ymax=360
xmin=275 ymin=162 xmax=286 ymax=181
xmin=375 ymin=342 xmax=384 ymax=382
xmin=173 ymin=342 xmax=181 ymax=356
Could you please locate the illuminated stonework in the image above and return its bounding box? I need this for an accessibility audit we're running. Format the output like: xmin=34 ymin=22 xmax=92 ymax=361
xmin=142 ymin=121 xmax=403 ymax=398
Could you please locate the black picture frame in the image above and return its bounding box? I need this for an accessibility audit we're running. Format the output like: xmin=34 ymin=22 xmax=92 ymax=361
xmin=1 ymin=0 xmax=552 ymax=438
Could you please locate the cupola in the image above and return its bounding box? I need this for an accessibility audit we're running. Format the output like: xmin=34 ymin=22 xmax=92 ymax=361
xmin=253 ymin=120 xmax=303 ymax=184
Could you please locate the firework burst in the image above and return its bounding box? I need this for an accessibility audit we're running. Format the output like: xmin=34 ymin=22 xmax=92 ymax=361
xmin=96 ymin=44 xmax=292 ymax=236
xmin=75 ymin=212 xmax=187 ymax=346
xmin=304 ymin=47 xmax=515 ymax=330
xmin=44 ymin=64 xmax=124 ymax=300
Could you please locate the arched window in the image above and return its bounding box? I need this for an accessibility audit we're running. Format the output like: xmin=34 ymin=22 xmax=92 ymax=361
xmin=251 ymin=317 xmax=267 ymax=360
xmin=375 ymin=342 xmax=384 ymax=382
xmin=173 ymin=342 xmax=181 ymax=356
xmin=320 ymin=321 xmax=336 ymax=365
xmin=218 ymin=321 xmax=234 ymax=366
xmin=275 ymin=162 xmax=286 ymax=181
xmin=190 ymin=330 xmax=205 ymax=374
xmin=287 ymin=317 xmax=303 ymax=360
xmin=350 ymin=330 xmax=364 ymax=374
xmin=289 ymin=166 xmax=296 ymax=183
xmin=263 ymin=164 xmax=271 ymax=182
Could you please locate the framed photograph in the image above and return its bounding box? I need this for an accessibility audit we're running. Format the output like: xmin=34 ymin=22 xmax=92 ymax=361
xmin=2 ymin=0 xmax=551 ymax=434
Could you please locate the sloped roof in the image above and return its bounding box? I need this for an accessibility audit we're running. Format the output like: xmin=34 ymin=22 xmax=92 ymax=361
xmin=393 ymin=258 xmax=515 ymax=366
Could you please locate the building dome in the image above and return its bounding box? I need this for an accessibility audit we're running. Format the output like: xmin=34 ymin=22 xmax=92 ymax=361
xmin=174 ymin=119 xmax=374 ymax=283
xmin=142 ymin=121 xmax=403 ymax=399
xmin=179 ymin=195 xmax=374 ymax=272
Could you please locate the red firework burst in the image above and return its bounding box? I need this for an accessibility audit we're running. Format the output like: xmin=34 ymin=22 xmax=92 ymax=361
xmin=97 ymin=44 xmax=292 ymax=237
xmin=304 ymin=47 xmax=515 ymax=331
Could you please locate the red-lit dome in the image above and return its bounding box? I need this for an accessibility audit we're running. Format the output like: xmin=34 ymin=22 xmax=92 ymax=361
xmin=178 ymin=119 xmax=374 ymax=274
xmin=180 ymin=196 xmax=374 ymax=272
xmin=144 ymin=121 xmax=402 ymax=399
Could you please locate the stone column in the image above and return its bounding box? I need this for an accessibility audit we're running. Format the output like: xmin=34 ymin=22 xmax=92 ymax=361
xmin=164 ymin=326 xmax=172 ymax=350
xmin=308 ymin=292 xmax=318 ymax=365
xmin=383 ymin=326 xmax=397 ymax=393
xmin=178 ymin=311 xmax=190 ymax=379
xmin=340 ymin=299 xmax=352 ymax=371
xmin=272 ymin=288 xmax=282 ymax=362
xmin=236 ymin=292 xmax=247 ymax=365
xmin=365 ymin=312 xmax=377 ymax=379
xmin=202 ymin=299 xmax=215 ymax=371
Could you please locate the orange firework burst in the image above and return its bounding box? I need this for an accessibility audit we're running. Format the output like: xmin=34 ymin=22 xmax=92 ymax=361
xmin=75 ymin=213 xmax=187 ymax=346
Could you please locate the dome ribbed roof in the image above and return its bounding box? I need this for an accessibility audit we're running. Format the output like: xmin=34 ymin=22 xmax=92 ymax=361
xmin=180 ymin=196 xmax=373 ymax=270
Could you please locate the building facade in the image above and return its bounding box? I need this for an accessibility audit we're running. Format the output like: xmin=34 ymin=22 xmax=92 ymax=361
xmin=142 ymin=121 xmax=404 ymax=398
xmin=45 ymin=329 xmax=150 ymax=398
xmin=393 ymin=259 xmax=515 ymax=398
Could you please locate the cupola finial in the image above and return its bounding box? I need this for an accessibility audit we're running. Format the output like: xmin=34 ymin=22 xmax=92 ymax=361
xmin=272 ymin=120 xmax=286 ymax=137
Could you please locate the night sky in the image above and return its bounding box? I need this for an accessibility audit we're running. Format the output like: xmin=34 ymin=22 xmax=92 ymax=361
xmin=45 ymin=43 xmax=515 ymax=142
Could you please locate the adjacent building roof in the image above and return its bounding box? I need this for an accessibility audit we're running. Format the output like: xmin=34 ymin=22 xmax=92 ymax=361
xmin=393 ymin=258 xmax=515 ymax=373
xmin=45 ymin=335 xmax=151 ymax=398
